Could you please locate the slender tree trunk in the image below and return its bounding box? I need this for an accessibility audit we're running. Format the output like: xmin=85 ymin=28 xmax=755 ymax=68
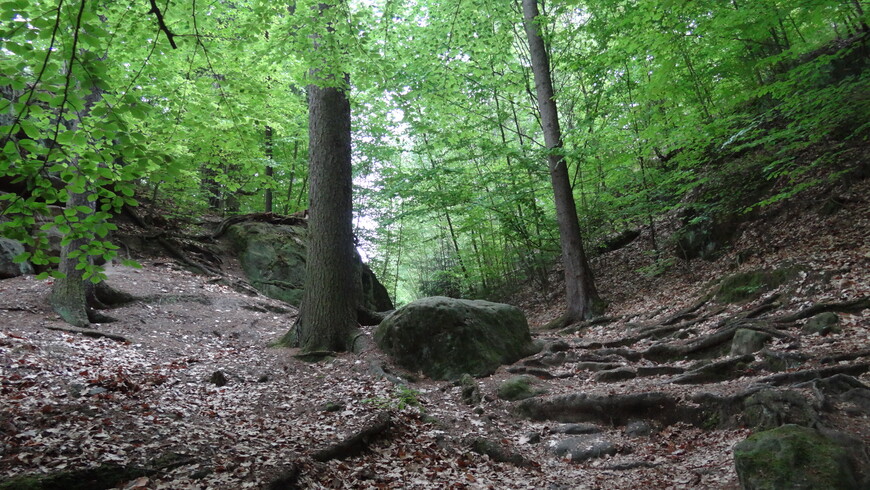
xmin=522 ymin=0 xmax=601 ymax=324
xmin=264 ymin=125 xmax=274 ymax=213
xmin=294 ymin=0 xmax=358 ymax=354
xmin=51 ymin=12 xmax=103 ymax=327
xmin=51 ymin=188 xmax=92 ymax=327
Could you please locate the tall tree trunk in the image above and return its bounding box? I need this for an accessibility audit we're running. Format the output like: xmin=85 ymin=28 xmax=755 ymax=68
xmin=264 ymin=124 xmax=274 ymax=213
xmin=294 ymin=1 xmax=358 ymax=354
xmin=51 ymin=5 xmax=103 ymax=327
xmin=522 ymin=0 xmax=602 ymax=325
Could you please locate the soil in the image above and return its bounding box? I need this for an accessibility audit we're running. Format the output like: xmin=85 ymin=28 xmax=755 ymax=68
xmin=0 ymin=175 xmax=868 ymax=489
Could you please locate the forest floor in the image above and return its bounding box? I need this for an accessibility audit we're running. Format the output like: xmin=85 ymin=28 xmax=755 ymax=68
xmin=1 ymin=172 xmax=869 ymax=489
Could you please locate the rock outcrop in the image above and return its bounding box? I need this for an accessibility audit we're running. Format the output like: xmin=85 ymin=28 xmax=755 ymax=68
xmin=733 ymin=424 xmax=869 ymax=489
xmin=374 ymin=296 xmax=537 ymax=380
xmin=226 ymin=221 xmax=393 ymax=313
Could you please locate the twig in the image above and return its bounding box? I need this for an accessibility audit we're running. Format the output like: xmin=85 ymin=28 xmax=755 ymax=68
xmin=148 ymin=0 xmax=178 ymax=49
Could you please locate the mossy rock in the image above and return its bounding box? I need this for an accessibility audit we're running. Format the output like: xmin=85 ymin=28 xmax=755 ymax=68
xmin=715 ymin=267 xmax=800 ymax=304
xmin=497 ymin=375 xmax=544 ymax=401
xmin=226 ymin=221 xmax=392 ymax=312
xmin=0 ymin=464 xmax=150 ymax=490
xmin=374 ymin=296 xmax=537 ymax=381
xmin=742 ymin=389 xmax=818 ymax=430
xmin=730 ymin=328 xmax=771 ymax=356
xmin=802 ymin=312 xmax=841 ymax=336
xmin=733 ymin=425 xmax=865 ymax=490
xmin=459 ymin=374 xmax=482 ymax=406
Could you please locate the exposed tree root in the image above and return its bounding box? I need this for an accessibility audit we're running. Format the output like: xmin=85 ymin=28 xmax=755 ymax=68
xmin=468 ymin=438 xmax=537 ymax=468
xmin=757 ymin=362 xmax=870 ymax=386
xmin=514 ymin=392 xmax=687 ymax=426
xmin=311 ymin=412 xmax=392 ymax=462
xmin=670 ymin=354 xmax=755 ymax=384
xmin=820 ymin=349 xmax=870 ymax=364
xmin=642 ymin=323 xmax=743 ymax=362
xmin=44 ymin=325 xmax=129 ymax=342
xmin=770 ymin=296 xmax=870 ymax=325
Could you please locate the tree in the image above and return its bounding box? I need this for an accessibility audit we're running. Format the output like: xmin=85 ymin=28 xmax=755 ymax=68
xmin=294 ymin=1 xmax=359 ymax=354
xmin=522 ymin=0 xmax=602 ymax=325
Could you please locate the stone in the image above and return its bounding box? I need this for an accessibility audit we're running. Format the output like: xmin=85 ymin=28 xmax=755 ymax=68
xmin=730 ymin=328 xmax=772 ymax=356
xmin=714 ymin=268 xmax=799 ymax=304
xmin=756 ymin=349 xmax=806 ymax=372
xmin=0 ymin=238 xmax=33 ymax=279
xmin=624 ymin=420 xmax=654 ymax=437
xmin=374 ymin=296 xmax=537 ymax=381
xmin=802 ymin=312 xmax=841 ymax=336
xmin=458 ymin=374 xmax=482 ymax=406
xmin=550 ymin=435 xmax=617 ymax=462
xmin=676 ymin=213 xmax=738 ymax=261
xmin=497 ymin=376 xmax=539 ymax=401
xmin=742 ymin=389 xmax=818 ymax=430
xmin=226 ymin=221 xmax=392 ymax=312
xmin=209 ymin=370 xmax=228 ymax=387
xmin=733 ymin=424 xmax=867 ymax=489
xmin=520 ymin=432 xmax=541 ymax=444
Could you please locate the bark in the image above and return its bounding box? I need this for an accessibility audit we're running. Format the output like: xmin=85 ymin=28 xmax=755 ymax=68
xmin=51 ymin=26 xmax=104 ymax=327
xmin=311 ymin=412 xmax=391 ymax=462
xmin=295 ymin=1 xmax=358 ymax=353
xmin=50 ymin=187 xmax=92 ymax=327
xmin=265 ymin=125 xmax=274 ymax=213
xmin=522 ymin=0 xmax=601 ymax=324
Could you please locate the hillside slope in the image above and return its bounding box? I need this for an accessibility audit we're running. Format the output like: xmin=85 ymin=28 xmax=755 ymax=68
xmin=0 ymin=166 xmax=868 ymax=488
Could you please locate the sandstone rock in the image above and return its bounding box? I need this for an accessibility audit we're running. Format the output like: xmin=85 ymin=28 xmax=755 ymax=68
xmin=802 ymin=312 xmax=841 ymax=336
xmin=374 ymin=296 xmax=536 ymax=380
xmin=734 ymin=424 xmax=867 ymax=489
xmin=730 ymin=328 xmax=771 ymax=356
xmin=0 ymin=238 xmax=33 ymax=279
xmin=226 ymin=221 xmax=392 ymax=313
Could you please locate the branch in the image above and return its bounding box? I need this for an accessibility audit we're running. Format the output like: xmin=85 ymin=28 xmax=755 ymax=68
xmin=148 ymin=0 xmax=178 ymax=49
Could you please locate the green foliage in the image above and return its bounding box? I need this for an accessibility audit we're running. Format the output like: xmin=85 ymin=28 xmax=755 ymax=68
xmin=363 ymin=385 xmax=424 ymax=413
xmin=2 ymin=0 xmax=864 ymax=301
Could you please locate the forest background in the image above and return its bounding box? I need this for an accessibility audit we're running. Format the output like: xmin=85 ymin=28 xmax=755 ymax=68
xmin=2 ymin=0 xmax=868 ymax=306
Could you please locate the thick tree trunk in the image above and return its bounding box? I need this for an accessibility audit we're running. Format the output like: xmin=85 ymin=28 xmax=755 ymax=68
xmin=296 ymin=1 xmax=358 ymax=353
xmin=522 ymin=0 xmax=601 ymax=323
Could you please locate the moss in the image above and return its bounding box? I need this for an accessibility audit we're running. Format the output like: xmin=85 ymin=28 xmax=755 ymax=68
xmin=0 ymin=464 xmax=151 ymax=490
xmin=701 ymin=411 xmax=721 ymax=430
xmin=715 ymin=267 xmax=800 ymax=304
xmin=0 ymin=475 xmax=42 ymax=490
xmin=734 ymin=425 xmax=858 ymax=489
xmin=498 ymin=376 xmax=542 ymax=401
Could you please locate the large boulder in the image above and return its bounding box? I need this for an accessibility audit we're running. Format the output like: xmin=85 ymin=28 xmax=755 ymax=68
xmin=0 ymin=238 xmax=34 ymax=279
xmin=733 ymin=424 xmax=868 ymax=489
xmin=374 ymin=296 xmax=536 ymax=380
xmin=225 ymin=221 xmax=392 ymax=312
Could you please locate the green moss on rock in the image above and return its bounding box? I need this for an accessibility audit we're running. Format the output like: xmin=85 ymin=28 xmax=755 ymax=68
xmin=715 ymin=268 xmax=800 ymax=304
xmin=733 ymin=424 xmax=861 ymax=490
xmin=374 ymin=296 xmax=536 ymax=381
xmin=498 ymin=376 xmax=541 ymax=401
xmin=802 ymin=312 xmax=841 ymax=335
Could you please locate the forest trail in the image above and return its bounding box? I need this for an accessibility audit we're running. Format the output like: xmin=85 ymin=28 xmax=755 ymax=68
xmin=1 ymin=176 xmax=868 ymax=489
